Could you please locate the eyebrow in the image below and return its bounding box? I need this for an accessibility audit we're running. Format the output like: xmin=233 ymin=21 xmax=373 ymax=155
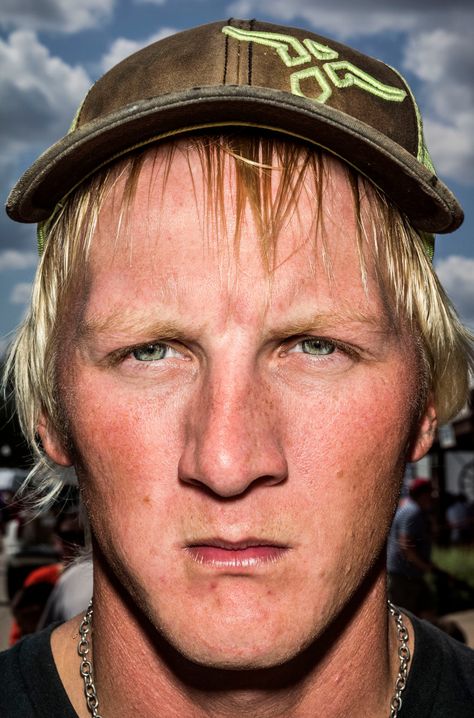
xmin=76 ymin=313 xmax=190 ymax=344
xmin=265 ymin=309 xmax=392 ymax=340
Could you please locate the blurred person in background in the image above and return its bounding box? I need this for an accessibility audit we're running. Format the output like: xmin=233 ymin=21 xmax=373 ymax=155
xmin=387 ymin=479 xmax=437 ymax=618
xmin=446 ymin=493 xmax=474 ymax=546
xmin=7 ymin=509 xmax=85 ymax=644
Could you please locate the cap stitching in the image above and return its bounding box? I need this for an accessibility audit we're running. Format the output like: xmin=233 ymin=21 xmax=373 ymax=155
xmin=236 ymin=32 xmax=241 ymax=85
xmin=221 ymin=27 xmax=407 ymax=104
xmin=223 ymin=18 xmax=232 ymax=85
xmin=248 ymin=18 xmax=255 ymax=85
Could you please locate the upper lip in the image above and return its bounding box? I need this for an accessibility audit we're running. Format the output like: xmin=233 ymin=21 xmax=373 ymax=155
xmin=185 ymin=538 xmax=289 ymax=550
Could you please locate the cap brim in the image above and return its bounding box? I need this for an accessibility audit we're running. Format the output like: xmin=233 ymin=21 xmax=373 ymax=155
xmin=6 ymin=85 xmax=463 ymax=233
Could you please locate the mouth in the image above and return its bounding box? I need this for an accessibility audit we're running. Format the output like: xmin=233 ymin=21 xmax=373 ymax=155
xmin=184 ymin=539 xmax=290 ymax=569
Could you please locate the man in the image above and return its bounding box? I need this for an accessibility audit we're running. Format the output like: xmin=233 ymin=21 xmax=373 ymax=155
xmin=387 ymin=479 xmax=436 ymax=617
xmin=446 ymin=493 xmax=474 ymax=545
xmin=2 ymin=18 xmax=474 ymax=718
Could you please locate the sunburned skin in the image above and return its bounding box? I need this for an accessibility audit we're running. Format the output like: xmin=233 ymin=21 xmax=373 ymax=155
xmin=44 ymin=148 xmax=435 ymax=718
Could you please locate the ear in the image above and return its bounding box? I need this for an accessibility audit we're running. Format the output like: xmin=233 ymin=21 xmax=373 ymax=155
xmin=37 ymin=415 xmax=73 ymax=466
xmin=407 ymin=395 xmax=437 ymax=463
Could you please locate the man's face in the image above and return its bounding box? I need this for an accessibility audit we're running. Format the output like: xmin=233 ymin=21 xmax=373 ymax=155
xmin=46 ymin=148 xmax=433 ymax=668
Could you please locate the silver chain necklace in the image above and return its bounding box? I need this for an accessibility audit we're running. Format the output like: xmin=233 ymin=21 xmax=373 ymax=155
xmin=78 ymin=602 xmax=102 ymax=718
xmin=388 ymin=600 xmax=411 ymax=718
xmin=78 ymin=599 xmax=411 ymax=718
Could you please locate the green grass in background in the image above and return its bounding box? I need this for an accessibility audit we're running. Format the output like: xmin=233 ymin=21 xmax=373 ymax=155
xmin=433 ymin=547 xmax=474 ymax=589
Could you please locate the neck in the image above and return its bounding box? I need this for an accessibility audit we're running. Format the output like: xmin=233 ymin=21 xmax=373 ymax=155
xmin=57 ymin=552 xmax=407 ymax=718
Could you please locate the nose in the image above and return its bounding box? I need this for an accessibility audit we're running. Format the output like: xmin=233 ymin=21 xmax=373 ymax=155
xmin=178 ymin=367 xmax=288 ymax=498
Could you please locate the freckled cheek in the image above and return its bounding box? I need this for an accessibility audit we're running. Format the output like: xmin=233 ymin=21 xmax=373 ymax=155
xmin=290 ymin=372 xmax=412 ymax=445
xmin=67 ymin=383 xmax=186 ymax=506
xmin=72 ymin=393 xmax=185 ymax=574
xmin=282 ymin=379 xmax=412 ymax=507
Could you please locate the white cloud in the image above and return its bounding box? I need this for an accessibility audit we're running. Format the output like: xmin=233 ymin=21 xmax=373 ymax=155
xmin=0 ymin=30 xmax=91 ymax=140
xmin=436 ymin=256 xmax=474 ymax=329
xmin=0 ymin=0 xmax=115 ymax=34
xmin=9 ymin=282 xmax=32 ymax=305
xmin=0 ymin=30 xmax=91 ymax=145
xmin=101 ymin=28 xmax=178 ymax=72
xmin=0 ymin=30 xmax=91 ymax=225
xmin=227 ymin=0 xmax=472 ymax=37
xmin=134 ymin=0 xmax=167 ymax=5
xmin=226 ymin=0 xmax=450 ymax=37
xmin=0 ymin=250 xmax=38 ymax=271
xmin=403 ymin=28 xmax=474 ymax=184
xmin=422 ymin=116 xmax=474 ymax=185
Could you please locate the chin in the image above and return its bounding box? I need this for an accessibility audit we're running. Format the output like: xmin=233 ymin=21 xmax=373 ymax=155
xmin=151 ymin=602 xmax=320 ymax=672
xmin=168 ymin=630 xmax=309 ymax=671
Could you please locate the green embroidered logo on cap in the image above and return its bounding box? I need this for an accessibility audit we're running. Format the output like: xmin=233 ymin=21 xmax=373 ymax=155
xmin=222 ymin=27 xmax=407 ymax=105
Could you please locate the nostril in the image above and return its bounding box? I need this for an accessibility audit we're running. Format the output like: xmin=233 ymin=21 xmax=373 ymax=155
xmin=178 ymin=468 xmax=288 ymax=500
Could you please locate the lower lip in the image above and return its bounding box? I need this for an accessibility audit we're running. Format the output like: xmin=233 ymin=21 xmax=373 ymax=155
xmin=185 ymin=545 xmax=288 ymax=568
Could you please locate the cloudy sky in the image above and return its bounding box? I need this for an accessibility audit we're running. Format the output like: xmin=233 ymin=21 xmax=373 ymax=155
xmin=1 ymin=0 xmax=473 ymax=352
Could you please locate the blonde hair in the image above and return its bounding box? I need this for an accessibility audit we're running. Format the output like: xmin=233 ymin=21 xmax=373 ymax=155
xmin=5 ymin=133 xmax=474 ymax=508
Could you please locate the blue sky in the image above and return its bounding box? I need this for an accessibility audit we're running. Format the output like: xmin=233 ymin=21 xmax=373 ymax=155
xmin=1 ymin=0 xmax=473 ymax=351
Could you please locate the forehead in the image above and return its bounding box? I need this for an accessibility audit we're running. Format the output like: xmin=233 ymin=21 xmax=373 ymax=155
xmin=86 ymin=145 xmax=385 ymax=328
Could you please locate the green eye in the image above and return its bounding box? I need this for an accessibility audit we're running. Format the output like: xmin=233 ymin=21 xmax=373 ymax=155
xmin=301 ymin=339 xmax=335 ymax=356
xmin=132 ymin=343 xmax=168 ymax=361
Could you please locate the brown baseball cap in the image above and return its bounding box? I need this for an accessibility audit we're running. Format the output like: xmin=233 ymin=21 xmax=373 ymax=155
xmin=6 ymin=18 xmax=463 ymax=234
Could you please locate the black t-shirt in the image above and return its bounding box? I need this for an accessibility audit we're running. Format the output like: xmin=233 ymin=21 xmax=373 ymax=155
xmin=1 ymin=614 xmax=473 ymax=716
xmin=1 ymin=622 xmax=75 ymax=717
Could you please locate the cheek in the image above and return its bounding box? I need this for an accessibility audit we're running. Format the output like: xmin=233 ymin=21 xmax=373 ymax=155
xmin=66 ymin=379 xmax=188 ymax=552
xmin=70 ymin=392 xmax=186 ymax=598
xmin=284 ymin=371 xmax=414 ymax=474
xmin=280 ymin=372 xmax=413 ymax=544
xmin=68 ymin=374 xmax=183 ymax=472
